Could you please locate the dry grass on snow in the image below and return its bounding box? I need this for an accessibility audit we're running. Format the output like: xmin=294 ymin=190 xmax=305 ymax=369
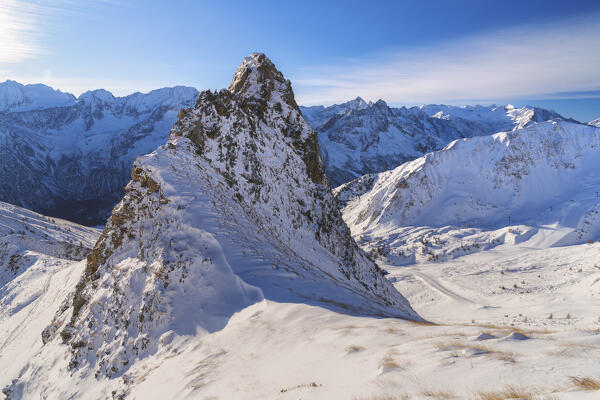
xmin=569 ymin=376 xmax=600 ymax=391
xmin=475 ymin=384 xmax=557 ymax=400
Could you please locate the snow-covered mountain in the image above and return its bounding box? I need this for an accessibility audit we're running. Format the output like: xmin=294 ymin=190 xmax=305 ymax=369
xmin=0 ymin=80 xmax=76 ymax=113
xmin=3 ymin=53 xmax=418 ymax=398
xmin=301 ymin=99 xmax=576 ymax=186
xmin=0 ymin=80 xmax=199 ymax=225
xmin=335 ymin=120 xmax=600 ymax=264
xmin=589 ymin=117 xmax=600 ymax=127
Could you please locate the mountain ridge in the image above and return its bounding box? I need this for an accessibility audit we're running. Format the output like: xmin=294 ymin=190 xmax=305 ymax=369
xmin=0 ymin=83 xmax=199 ymax=225
xmin=0 ymin=76 xmax=580 ymax=225
xmin=301 ymin=99 xmax=579 ymax=186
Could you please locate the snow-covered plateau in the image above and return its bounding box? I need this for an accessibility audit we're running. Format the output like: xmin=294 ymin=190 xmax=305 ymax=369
xmin=0 ymin=55 xmax=599 ymax=400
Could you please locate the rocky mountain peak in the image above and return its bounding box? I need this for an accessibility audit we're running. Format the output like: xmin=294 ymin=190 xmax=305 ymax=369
xmin=227 ymin=52 xmax=299 ymax=111
xmin=31 ymin=53 xmax=416 ymax=383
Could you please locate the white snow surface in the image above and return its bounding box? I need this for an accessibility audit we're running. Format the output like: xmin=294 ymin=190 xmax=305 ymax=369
xmin=589 ymin=117 xmax=600 ymax=127
xmin=4 ymin=237 xmax=600 ymax=399
xmin=0 ymin=202 xmax=99 ymax=391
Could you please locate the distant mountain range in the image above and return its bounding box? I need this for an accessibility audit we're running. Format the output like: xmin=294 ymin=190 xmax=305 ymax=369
xmin=300 ymin=98 xmax=578 ymax=186
xmin=0 ymin=80 xmax=198 ymax=225
xmin=0 ymin=79 xmax=585 ymax=225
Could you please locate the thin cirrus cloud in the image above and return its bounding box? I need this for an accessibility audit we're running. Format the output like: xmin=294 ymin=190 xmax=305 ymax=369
xmin=0 ymin=0 xmax=118 ymax=68
xmin=0 ymin=0 xmax=44 ymax=65
xmin=292 ymin=14 xmax=600 ymax=106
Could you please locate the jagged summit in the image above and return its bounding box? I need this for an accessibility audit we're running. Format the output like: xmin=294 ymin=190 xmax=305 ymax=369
xmin=8 ymin=54 xmax=417 ymax=396
xmin=227 ymin=52 xmax=299 ymax=112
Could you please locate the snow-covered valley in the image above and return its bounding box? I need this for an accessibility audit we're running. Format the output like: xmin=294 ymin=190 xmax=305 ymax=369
xmin=336 ymin=121 xmax=600 ymax=265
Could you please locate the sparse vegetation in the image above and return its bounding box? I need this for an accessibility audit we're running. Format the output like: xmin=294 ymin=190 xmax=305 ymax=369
xmin=476 ymin=385 xmax=538 ymax=400
xmin=569 ymin=376 xmax=600 ymax=391
xmin=280 ymin=381 xmax=322 ymax=393
xmin=345 ymin=345 xmax=365 ymax=353
xmin=421 ymin=388 xmax=456 ymax=399
xmin=434 ymin=340 xmax=519 ymax=363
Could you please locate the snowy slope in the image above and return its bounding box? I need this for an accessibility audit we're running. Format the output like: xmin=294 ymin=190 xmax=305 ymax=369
xmin=589 ymin=117 xmax=600 ymax=127
xmin=0 ymin=83 xmax=198 ymax=225
xmin=3 ymin=54 xmax=417 ymax=399
xmin=336 ymin=120 xmax=600 ymax=264
xmin=301 ymin=100 xmax=575 ymax=186
xmin=0 ymin=202 xmax=99 ymax=390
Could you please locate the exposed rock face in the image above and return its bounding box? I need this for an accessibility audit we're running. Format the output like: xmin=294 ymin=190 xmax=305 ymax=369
xmin=16 ymin=54 xmax=417 ymax=395
xmin=301 ymin=100 xmax=576 ymax=187
xmin=0 ymin=83 xmax=199 ymax=225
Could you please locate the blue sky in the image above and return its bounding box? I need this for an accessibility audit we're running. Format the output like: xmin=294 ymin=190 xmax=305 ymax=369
xmin=1 ymin=0 xmax=600 ymax=121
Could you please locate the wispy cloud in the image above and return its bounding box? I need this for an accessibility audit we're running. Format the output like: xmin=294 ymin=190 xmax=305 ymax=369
xmin=293 ymin=14 xmax=600 ymax=105
xmin=0 ymin=0 xmax=124 ymax=69
xmin=0 ymin=0 xmax=45 ymax=64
